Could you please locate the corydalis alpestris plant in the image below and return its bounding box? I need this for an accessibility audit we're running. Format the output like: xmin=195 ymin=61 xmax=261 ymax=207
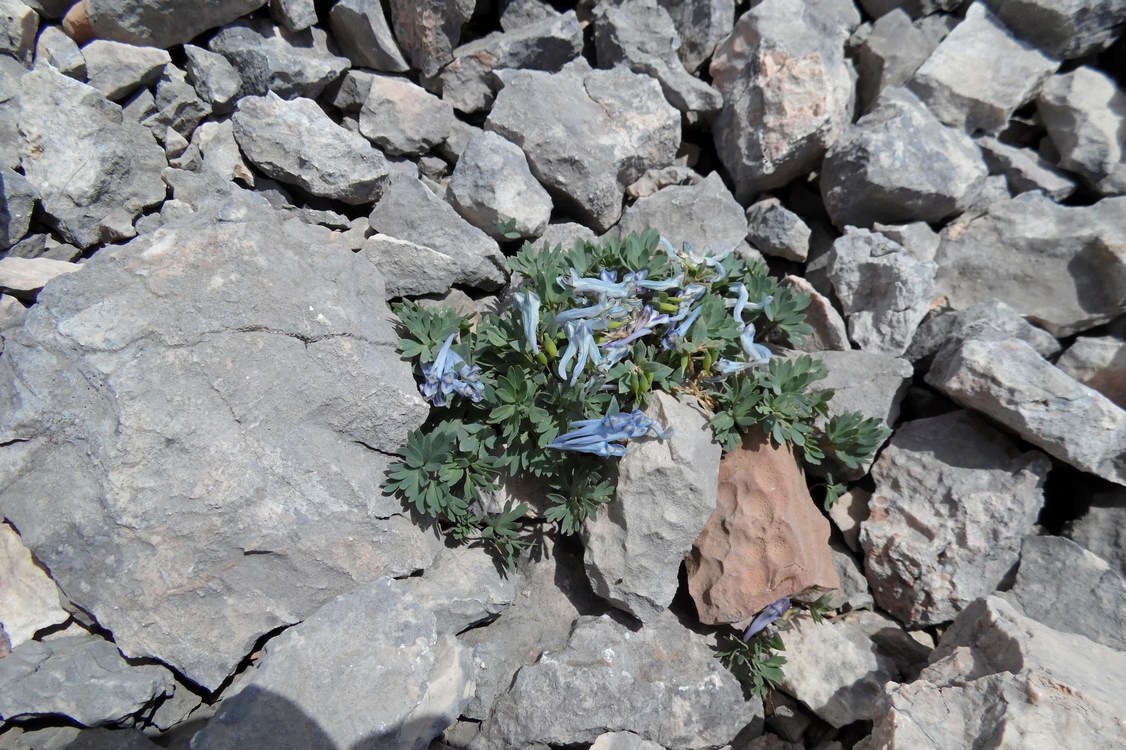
xmin=384 ymin=230 xmax=888 ymax=566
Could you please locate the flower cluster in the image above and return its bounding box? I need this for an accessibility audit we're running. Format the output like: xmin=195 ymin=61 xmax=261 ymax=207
xmin=419 ymin=333 xmax=483 ymax=407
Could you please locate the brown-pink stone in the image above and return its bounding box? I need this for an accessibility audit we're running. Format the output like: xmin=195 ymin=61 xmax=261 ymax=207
xmin=686 ymin=429 xmax=840 ymax=625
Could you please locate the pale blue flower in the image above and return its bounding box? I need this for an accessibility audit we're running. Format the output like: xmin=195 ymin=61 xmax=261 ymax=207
xmin=555 ymin=298 xmax=624 ymax=326
xmin=727 ymin=283 xmax=774 ymax=323
xmin=513 ymin=290 xmax=541 ymax=355
xmin=549 ymin=410 xmax=672 ymax=456
xmin=420 ymin=333 xmax=483 ymax=406
xmin=559 ymin=268 xmax=633 ymax=298
xmin=712 ymin=323 xmax=772 ymax=377
xmin=557 ymin=321 xmax=602 ymax=386
xmin=662 ymin=305 xmax=701 ymax=349
xmin=636 ymin=272 xmax=684 ymax=292
xmin=742 ymin=597 xmax=790 ymax=641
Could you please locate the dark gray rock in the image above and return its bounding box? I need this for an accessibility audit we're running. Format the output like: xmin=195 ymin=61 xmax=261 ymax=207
xmin=907 ymin=3 xmax=1057 ymax=134
xmin=821 ymin=87 xmax=988 ymax=228
xmin=269 ymin=0 xmax=316 ymax=31
xmin=857 ymin=9 xmax=934 ymax=114
xmin=368 ymin=175 xmax=508 ymax=291
xmin=34 ymin=25 xmax=86 ymax=79
xmin=232 ymin=93 xmax=391 ymax=205
xmin=80 ymin=0 xmax=267 ymax=49
xmin=82 ymin=40 xmax=170 ymax=101
xmin=926 ymin=337 xmax=1126 ymax=486
xmin=17 ymin=66 xmax=166 ymax=248
xmin=983 ymin=0 xmax=1126 ymax=58
xmin=0 ymin=211 xmax=442 ymax=691
xmin=0 ymin=634 xmax=173 ymax=726
xmin=329 ymin=0 xmax=410 ymax=73
xmin=208 ymin=19 xmax=350 ymax=100
xmin=358 ymin=74 xmax=456 ymax=157
xmin=191 ymin=579 xmax=473 ymax=750
xmin=709 ymin=0 xmax=854 ymax=200
xmin=389 ymin=0 xmax=477 ymax=78
xmin=906 ymin=300 xmax=1061 ymax=368
xmin=183 ymin=45 xmax=242 ymax=114
xmin=487 ymin=61 xmax=679 ymax=233
xmin=448 ymin=131 xmax=552 ymax=240
xmin=825 ymin=227 xmax=936 ymax=357
xmin=861 ymin=411 xmax=1051 ymax=626
xmin=1055 ymin=336 xmax=1126 ymax=408
xmin=657 ymin=0 xmax=735 ymax=74
xmin=191 ymin=119 xmax=256 ymax=186
xmin=857 ymin=0 xmax=960 ymax=18
xmin=140 ymin=64 xmax=211 ymax=141
xmin=594 ymin=0 xmax=723 ymax=114
xmin=22 ymin=0 xmax=68 ymax=17
xmin=977 ymin=135 xmax=1077 ymax=201
xmin=745 ymin=198 xmax=810 ymax=262
xmin=499 ymin=0 xmax=559 ymax=30
xmin=478 ymin=613 xmax=758 ymax=749
xmin=1037 ymin=66 xmax=1126 ymax=189
xmin=1007 ymin=535 xmax=1126 ymax=651
xmin=439 ymin=11 xmax=584 ymax=115
xmin=615 ymin=172 xmax=746 ymax=255
xmin=932 ymin=193 xmax=1126 ymax=337
xmin=0 ymin=0 xmax=37 ymax=62
xmin=1067 ymin=487 xmax=1126 ymax=578
xmin=0 ymin=166 xmax=34 ymax=251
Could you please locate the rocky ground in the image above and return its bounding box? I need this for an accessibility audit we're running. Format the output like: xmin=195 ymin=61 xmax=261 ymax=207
xmin=0 ymin=0 xmax=1124 ymax=748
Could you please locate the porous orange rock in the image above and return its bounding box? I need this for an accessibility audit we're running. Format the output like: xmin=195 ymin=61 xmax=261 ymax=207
xmin=686 ymin=429 xmax=839 ymax=625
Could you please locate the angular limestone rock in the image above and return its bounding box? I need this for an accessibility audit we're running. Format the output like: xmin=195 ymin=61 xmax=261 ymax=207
xmin=1037 ymin=66 xmax=1126 ymax=187
xmin=208 ymin=19 xmax=350 ymax=100
xmin=614 ymin=172 xmax=746 ymax=254
xmin=0 ymin=522 xmax=69 ymax=650
xmin=1055 ymin=336 xmax=1126 ymax=408
xmin=388 ymin=0 xmax=476 ymax=78
xmin=983 ymin=0 xmax=1126 ymax=58
xmin=71 ymin=0 xmax=266 ymax=49
xmin=448 ymin=131 xmax=552 ymax=241
xmin=687 ymin=430 xmax=839 ymax=625
xmin=329 ymin=0 xmax=409 ymax=72
xmin=82 ymin=40 xmax=170 ymax=101
xmin=359 ymin=234 xmax=461 ymax=299
xmin=906 ymin=299 xmax=1061 ymax=368
xmin=358 ymin=73 xmax=455 ymax=157
xmin=860 ymin=411 xmax=1051 ymax=626
xmin=657 ymin=0 xmax=735 ymax=74
xmin=583 ymin=392 xmax=721 ymax=623
xmin=927 ymin=337 xmax=1126 ymax=486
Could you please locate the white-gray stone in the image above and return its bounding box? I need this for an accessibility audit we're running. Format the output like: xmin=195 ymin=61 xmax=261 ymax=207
xmin=183 ymin=45 xmax=242 ymax=114
xmin=358 ymin=74 xmax=456 ymax=157
xmin=208 ymin=19 xmax=350 ymax=100
xmin=906 ymin=299 xmax=1061 ymax=367
xmin=932 ymin=193 xmax=1126 ymax=337
xmin=269 ymin=0 xmax=317 ymax=31
xmin=1037 ymin=66 xmax=1126 ymax=188
xmin=815 ymin=349 xmax=912 ymax=430
xmin=861 ymin=410 xmax=1051 ymax=626
xmin=192 ymin=579 xmax=473 ymax=750
xmin=232 ymin=93 xmax=390 ymax=205
xmin=781 ymin=275 xmax=850 ymax=353
xmin=614 ymin=172 xmax=746 ymax=255
xmin=140 ymin=63 xmax=211 ymax=141
xmin=0 ymin=634 xmax=173 ymax=726
xmin=745 ymin=199 xmax=810 ymax=262
xmin=449 ymin=131 xmax=552 ymax=241
xmin=0 ymin=166 xmax=34 ymax=251
xmin=907 ymin=3 xmax=1057 ymax=134
xmin=1055 ymin=336 xmax=1125 ymax=408
xmin=825 ymin=227 xmax=936 ymax=357
xmin=856 ymin=9 xmax=934 ymax=114
xmin=192 ymin=119 xmax=256 ymax=186
xmin=976 ymin=135 xmax=1078 ymax=200
xmin=826 ymin=545 xmax=874 ymax=611
xmin=359 ymin=234 xmax=460 ymax=299
xmin=0 ymin=522 xmax=69 ymax=650
xmin=329 ymin=0 xmax=410 ymax=73
xmin=983 ymin=0 xmax=1126 ymax=58
xmin=400 ymin=543 xmax=517 ymax=634
xmin=583 ymin=392 xmax=721 ymax=623
xmin=821 ymin=87 xmax=988 ymax=228
xmin=926 ymin=337 xmax=1126 ymax=486
xmin=591 ymin=732 xmax=667 ymax=750
xmin=486 ymin=61 xmax=680 ymax=233
xmin=709 ymin=0 xmax=854 ymax=200
xmin=82 ymin=40 xmax=170 ymax=101
xmin=34 ymin=24 xmax=86 ymax=79
xmin=0 ymin=0 xmax=36 ymax=62
xmin=81 ymin=0 xmax=267 ymax=49
xmin=657 ymin=0 xmax=735 ymax=74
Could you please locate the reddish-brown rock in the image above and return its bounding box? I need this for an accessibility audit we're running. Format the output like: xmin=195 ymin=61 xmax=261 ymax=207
xmin=686 ymin=429 xmax=839 ymax=625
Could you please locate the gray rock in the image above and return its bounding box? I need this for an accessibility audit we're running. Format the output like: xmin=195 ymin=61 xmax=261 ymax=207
xmin=359 ymin=233 xmax=460 ymax=299
xmin=976 ymin=135 xmax=1077 ymax=200
xmin=816 ymin=350 xmax=912 ymax=430
xmin=745 ymin=199 xmax=811 ymax=262
xmin=933 ymin=193 xmax=1126 ymax=337
xmin=82 ymin=0 xmax=267 ymax=49
xmin=907 ymin=4 xmax=1057 ymax=134
xmin=329 ymin=0 xmax=410 ymax=73
xmin=709 ymin=0 xmax=854 ymax=200
xmin=269 ymin=0 xmax=316 ymax=31
xmin=5 ymin=234 xmax=82 ymax=262
xmin=358 ymin=74 xmax=456 ymax=157
xmin=826 ymin=544 xmax=874 ymax=611
xmin=590 ymin=732 xmax=667 ymax=750
xmin=858 ymin=0 xmax=960 ymax=18
xmin=781 ymin=275 xmax=850 ymax=353
xmin=34 ymin=25 xmax=86 ymax=79
xmin=0 ymin=726 xmax=161 ymax=750
xmin=1066 ymin=486 xmax=1126 ymax=578
xmin=0 ymin=257 xmax=81 ymax=299
xmin=1006 ymin=535 xmax=1126 ymax=651
xmin=183 ymin=45 xmax=242 ymax=114
xmin=778 ymin=618 xmax=897 ymax=727
xmin=614 ymin=172 xmax=746 ymax=257
xmin=0 ymin=293 xmax=26 ymax=343
xmin=821 ymin=87 xmax=988 ymax=228
xmin=0 ymin=634 xmax=173 ymax=726
xmin=1037 ymin=66 xmax=1125 ymax=187
xmin=983 ymin=0 xmax=1126 ymax=58
xmin=583 ymin=393 xmax=721 ymax=623
xmin=449 ymin=131 xmax=552 ymax=241
xmin=208 ymin=19 xmax=350 ymax=100
xmin=0 ymin=521 xmax=69 ymax=650
xmin=538 ymin=222 xmax=598 ymax=251
xmin=487 ymin=61 xmax=680 ymax=233
xmin=17 ymin=67 xmax=166 ymax=248
xmin=0 ymin=211 xmax=442 ymax=691
xmin=388 ymin=0 xmax=476 ymax=78
xmin=327 ymin=69 xmax=377 ymax=113
xmin=81 ymin=40 xmax=171 ymax=101
xmin=656 ymin=0 xmax=735 ymax=74
xmin=479 ymin=612 xmax=757 ymax=749
xmin=0 ymin=166 xmax=34 ymax=251
xmin=806 ymin=0 xmax=863 ymax=41
xmin=861 ymin=410 xmax=1051 ymax=626
xmin=825 ymin=227 xmax=936 ymax=357
xmin=842 ymin=609 xmax=933 ymax=681
xmin=906 ymin=300 xmax=1061 ymax=368
xmin=829 ymin=487 xmax=869 ymax=553
xmin=0 ymin=0 xmax=36 ymax=62
xmin=594 ymin=0 xmax=723 ymax=114
xmin=625 ymin=164 xmax=700 ymax=199
xmin=141 ymin=64 xmax=211 ymax=141
xmin=0 ymin=56 xmax=23 ymax=171
xmin=191 ymin=579 xmax=473 ymax=750
xmin=232 ymin=93 xmax=390 ymax=205
xmin=368 ymin=175 xmax=508 ymax=291
xmin=402 ymin=544 xmax=516 ymax=634
xmin=870 ymin=220 xmax=940 ymax=262
xmin=499 ymin=0 xmax=559 ymax=30
xmin=439 ymin=12 xmax=584 ymax=115
xmin=192 ymin=119 xmax=256 ymax=186
xmin=1056 ymin=336 xmax=1125 ymax=408
xmin=926 ymin=336 xmax=1126 ymax=486
xmin=857 ymin=9 xmax=934 ymax=114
